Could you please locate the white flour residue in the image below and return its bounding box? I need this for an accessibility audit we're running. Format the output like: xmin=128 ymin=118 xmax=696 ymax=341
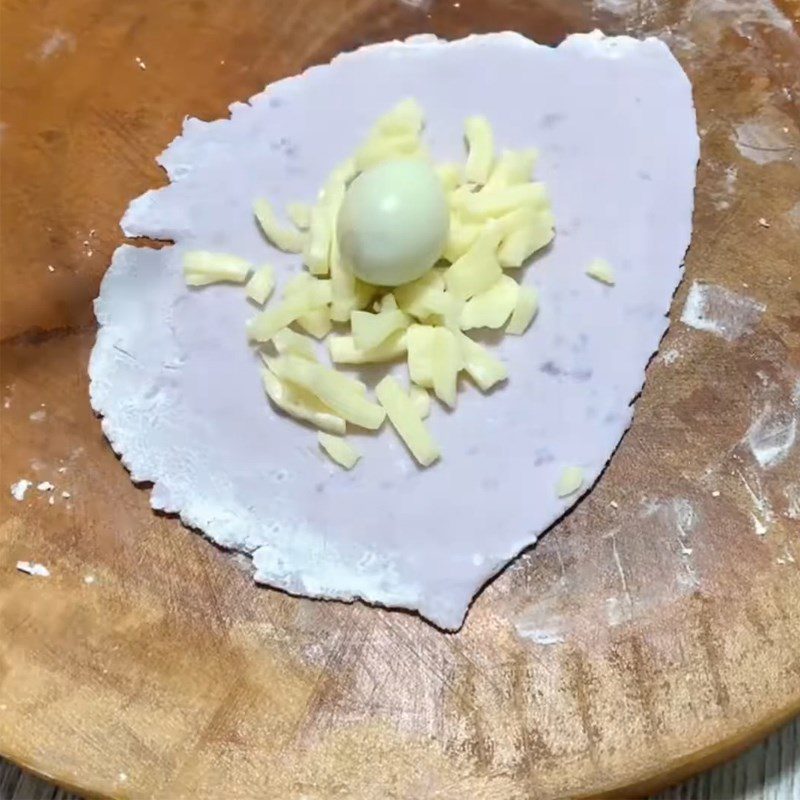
xmin=29 ymin=409 xmax=46 ymax=422
xmin=38 ymin=30 xmax=76 ymax=61
xmin=746 ymin=404 xmax=798 ymax=469
xmin=712 ymin=165 xmax=738 ymax=210
xmin=784 ymin=484 xmax=800 ymax=520
xmin=737 ymin=468 xmax=775 ymax=536
xmin=661 ymin=347 xmax=683 ymax=365
xmin=788 ymin=202 xmax=800 ymax=229
xmin=16 ymin=561 xmax=50 ymax=577
xmin=642 ymin=498 xmax=699 ymax=587
xmin=593 ymin=0 xmax=636 ymax=11
xmin=735 ymin=105 xmax=797 ymax=165
xmin=9 ymin=479 xmax=32 ymax=501
xmin=514 ymin=593 xmax=569 ymax=645
xmin=680 ymin=282 xmax=765 ymax=341
xmin=691 ymin=0 xmax=794 ymax=38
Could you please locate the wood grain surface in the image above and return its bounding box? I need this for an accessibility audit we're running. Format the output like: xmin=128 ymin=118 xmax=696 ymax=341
xmin=1 ymin=1 xmax=799 ymax=799
xmin=2 ymin=715 xmax=799 ymax=798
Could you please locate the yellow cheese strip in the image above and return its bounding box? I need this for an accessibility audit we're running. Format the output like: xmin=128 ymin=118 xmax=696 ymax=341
xmin=329 ymin=331 xmax=407 ymax=364
xmin=253 ymin=199 xmax=305 ymax=253
xmin=458 ymin=334 xmax=508 ymax=392
xmin=444 ymin=226 xmax=503 ymax=300
xmin=380 ymin=293 xmax=398 ymax=312
xmin=317 ymin=432 xmax=361 ymax=470
xmin=304 ymin=205 xmax=332 ymax=276
xmin=394 ymin=270 xmax=446 ymax=319
xmin=269 ymin=355 xmax=384 ymax=430
xmin=506 ymin=285 xmax=539 ymax=335
xmin=376 ymin=375 xmax=440 ymax=467
xmin=431 ymin=327 xmax=461 ymax=408
xmin=287 ymin=202 xmax=311 ymax=230
xmin=406 ymin=324 xmax=437 ymax=388
xmin=436 ymin=163 xmax=462 ymax=191
xmin=375 ymin=98 xmax=424 ymax=136
xmin=464 ymin=116 xmax=494 ymax=184
xmin=483 ymin=149 xmax=538 ymax=192
xmin=408 ymin=385 xmax=431 ymax=419
xmin=272 ymin=328 xmax=316 ymax=360
xmin=245 ymin=265 xmax=276 ymax=306
xmin=355 ymin=133 xmax=422 ymax=172
xmin=283 ymin=273 xmax=337 ymax=337
xmin=247 ymin=279 xmax=331 ymax=341
xmin=351 ymin=309 xmax=410 ymax=351
xmin=443 ymin=217 xmax=482 ymax=263
xmin=458 ymin=183 xmax=549 ymax=221
xmin=461 ymin=275 xmax=519 ymax=330
xmin=261 ymin=368 xmax=345 ymax=435
xmin=586 ymin=257 xmax=616 ymax=285
xmin=498 ymin=216 xmax=554 ymax=268
xmin=184 ymin=251 xmax=252 ymax=286
xmin=303 ymin=162 xmax=351 ymax=277
xmin=557 ymin=466 xmax=584 ymax=497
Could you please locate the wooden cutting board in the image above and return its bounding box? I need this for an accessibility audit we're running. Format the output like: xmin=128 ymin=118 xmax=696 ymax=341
xmin=1 ymin=1 xmax=798 ymax=798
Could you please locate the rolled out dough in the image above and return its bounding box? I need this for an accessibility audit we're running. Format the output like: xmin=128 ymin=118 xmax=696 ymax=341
xmin=89 ymin=32 xmax=698 ymax=630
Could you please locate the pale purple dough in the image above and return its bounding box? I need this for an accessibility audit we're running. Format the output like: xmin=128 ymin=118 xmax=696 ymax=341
xmin=89 ymin=32 xmax=698 ymax=630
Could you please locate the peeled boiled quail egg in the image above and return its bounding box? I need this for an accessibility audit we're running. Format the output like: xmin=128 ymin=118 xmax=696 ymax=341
xmin=337 ymin=158 xmax=449 ymax=287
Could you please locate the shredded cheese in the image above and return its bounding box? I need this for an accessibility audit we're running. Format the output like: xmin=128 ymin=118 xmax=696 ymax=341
xmin=459 ymin=334 xmax=508 ymax=391
xmin=245 ymin=265 xmax=276 ymax=305
xmin=351 ymin=309 xmax=410 ymax=351
xmin=506 ymin=285 xmax=539 ymax=335
xmin=557 ymin=466 xmax=584 ymax=498
xmin=317 ymin=432 xmax=361 ymax=469
xmin=586 ymin=257 xmax=616 ymax=285
xmin=431 ymin=327 xmax=461 ymax=407
xmin=184 ymin=251 xmax=252 ymax=286
xmin=376 ymin=375 xmax=440 ymax=467
xmin=272 ymin=328 xmax=316 ymax=360
xmin=328 ymin=331 xmax=407 ymax=364
xmin=444 ymin=227 xmax=503 ymax=300
xmin=464 ymin=116 xmax=494 ymax=184
xmin=254 ymin=199 xmax=305 ymax=253
xmin=261 ymin=368 xmax=345 ymax=435
xmin=460 ymin=275 xmax=519 ymax=330
xmin=269 ymin=355 xmax=385 ymax=430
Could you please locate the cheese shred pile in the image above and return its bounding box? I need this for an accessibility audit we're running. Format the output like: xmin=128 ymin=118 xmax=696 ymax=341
xmin=184 ymin=99 xmax=559 ymax=469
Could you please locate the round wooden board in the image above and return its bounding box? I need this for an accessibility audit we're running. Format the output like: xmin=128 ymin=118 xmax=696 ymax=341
xmin=1 ymin=1 xmax=799 ymax=798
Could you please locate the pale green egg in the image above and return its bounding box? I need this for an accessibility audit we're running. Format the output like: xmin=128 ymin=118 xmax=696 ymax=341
xmin=337 ymin=158 xmax=449 ymax=287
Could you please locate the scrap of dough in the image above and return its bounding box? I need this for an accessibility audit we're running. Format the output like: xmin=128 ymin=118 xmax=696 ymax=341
xmin=16 ymin=561 xmax=50 ymax=577
xmin=90 ymin=32 xmax=698 ymax=630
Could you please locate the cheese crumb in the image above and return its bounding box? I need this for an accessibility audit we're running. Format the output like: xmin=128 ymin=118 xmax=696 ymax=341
xmin=556 ymin=466 xmax=584 ymax=498
xmin=586 ymin=258 xmax=615 ymax=286
xmin=463 ymin=116 xmax=494 ymax=184
xmin=317 ymin=433 xmax=361 ymax=469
